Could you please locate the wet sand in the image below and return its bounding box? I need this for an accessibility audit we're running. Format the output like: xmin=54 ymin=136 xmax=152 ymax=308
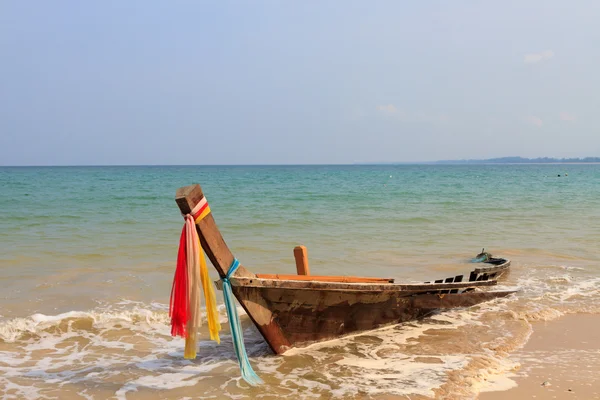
xmin=480 ymin=313 xmax=600 ymax=400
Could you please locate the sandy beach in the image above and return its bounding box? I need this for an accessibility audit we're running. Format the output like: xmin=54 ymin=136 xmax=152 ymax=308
xmin=480 ymin=313 xmax=600 ymax=400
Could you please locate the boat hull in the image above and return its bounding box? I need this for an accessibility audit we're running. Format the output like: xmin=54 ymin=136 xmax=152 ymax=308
xmin=175 ymin=184 xmax=516 ymax=356
xmin=232 ymin=284 xmax=515 ymax=354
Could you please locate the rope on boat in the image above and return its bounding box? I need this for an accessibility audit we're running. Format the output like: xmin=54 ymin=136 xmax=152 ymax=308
xmin=222 ymin=259 xmax=263 ymax=386
xmin=170 ymin=198 xmax=221 ymax=359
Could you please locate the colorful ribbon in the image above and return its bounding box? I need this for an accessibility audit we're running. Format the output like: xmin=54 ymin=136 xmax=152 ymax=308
xmin=169 ymin=198 xmax=221 ymax=359
xmin=170 ymin=198 xmax=261 ymax=385
xmin=222 ymin=259 xmax=263 ymax=386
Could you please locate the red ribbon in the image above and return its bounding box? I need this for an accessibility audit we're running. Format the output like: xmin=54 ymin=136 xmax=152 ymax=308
xmin=169 ymin=225 xmax=189 ymax=337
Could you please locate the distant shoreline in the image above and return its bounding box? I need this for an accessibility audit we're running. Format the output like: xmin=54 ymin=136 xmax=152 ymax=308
xmin=363 ymin=162 xmax=600 ymax=165
xmin=432 ymin=162 xmax=600 ymax=165
xmin=433 ymin=156 xmax=600 ymax=164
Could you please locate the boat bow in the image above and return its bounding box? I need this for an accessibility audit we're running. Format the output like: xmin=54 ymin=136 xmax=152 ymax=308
xmin=175 ymin=183 xmax=516 ymax=355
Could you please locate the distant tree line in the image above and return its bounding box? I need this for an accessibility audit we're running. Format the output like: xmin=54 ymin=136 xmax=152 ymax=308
xmin=436 ymin=156 xmax=600 ymax=164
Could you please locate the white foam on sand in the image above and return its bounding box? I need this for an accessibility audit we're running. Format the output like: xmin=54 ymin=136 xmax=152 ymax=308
xmin=261 ymin=309 xmax=514 ymax=398
xmin=0 ymin=268 xmax=598 ymax=399
xmin=0 ymin=301 xmax=496 ymax=399
xmin=0 ymin=301 xmax=242 ymax=399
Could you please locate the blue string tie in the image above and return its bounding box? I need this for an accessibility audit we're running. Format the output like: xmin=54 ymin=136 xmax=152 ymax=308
xmin=222 ymin=258 xmax=263 ymax=386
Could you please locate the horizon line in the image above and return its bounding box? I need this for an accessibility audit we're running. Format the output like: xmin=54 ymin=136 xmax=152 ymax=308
xmin=0 ymin=162 xmax=430 ymax=167
xmin=2 ymin=161 xmax=599 ymax=168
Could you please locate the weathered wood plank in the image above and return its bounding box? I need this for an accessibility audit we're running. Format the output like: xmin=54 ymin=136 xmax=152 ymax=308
xmin=255 ymin=274 xmax=395 ymax=283
xmin=235 ymin=286 xmax=517 ymax=353
xmin=441 ymin=277 xmax=454 ymax=294
xmin=472 ymin=259 xmax=511 ymax=274
xmin=450 ymin=275 xmax=463 ymax=293
xmin=293 ymin=246 xmax=310 ymax=276
xmin=229 ymin=277 xmax=497 ymax=292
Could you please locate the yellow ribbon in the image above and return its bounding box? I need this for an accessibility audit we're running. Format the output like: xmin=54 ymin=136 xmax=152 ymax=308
xmin=195 ymin=205 xmax=211 ymax=224
xmin=199 ymin=243 xmax=221 ymax=344
xmin=183 ymin=201 xmax=221 ymax=359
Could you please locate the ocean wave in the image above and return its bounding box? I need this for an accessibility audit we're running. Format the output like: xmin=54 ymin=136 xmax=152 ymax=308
xmin=0 ymin=302 xmax=234 ymax=343
xmin=1 ymin=268 xmax=598 ymax=399
xmin=0 ymin=299 xmax=526 ymax=400
xmin=508 ymin=307 xmax=565 ymax=322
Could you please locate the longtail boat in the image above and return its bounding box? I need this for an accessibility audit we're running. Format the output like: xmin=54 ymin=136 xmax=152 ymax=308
xmin=175 ymin=184 xmax=514 ymax=356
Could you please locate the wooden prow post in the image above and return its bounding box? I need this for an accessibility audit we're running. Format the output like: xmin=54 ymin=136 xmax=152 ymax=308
xmin=176 ymin=184 xmax=290 ymax=355
xmin=294 ymin=245 xmax=310 ymax=275
xmin=175 ymin=184 xmax=254 ymax=279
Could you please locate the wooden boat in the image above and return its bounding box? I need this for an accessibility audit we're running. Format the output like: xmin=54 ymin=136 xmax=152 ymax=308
xmin=175 ymin=184 xmax=515 ymax=355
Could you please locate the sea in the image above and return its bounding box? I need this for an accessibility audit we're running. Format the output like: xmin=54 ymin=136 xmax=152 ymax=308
xmin=0 ymin=164 xmax=599 ymax=399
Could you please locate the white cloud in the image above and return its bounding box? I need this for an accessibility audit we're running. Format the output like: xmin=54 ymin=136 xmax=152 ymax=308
xmin=559 ymin=111 xmax=576 ymax=121
xmin=377 ymin=104 xmax=398 ymax=114
xmin=525 ymin=115 xmax=543 ymax=127
xmin=524 ymin=50 xmax=554 ymax=64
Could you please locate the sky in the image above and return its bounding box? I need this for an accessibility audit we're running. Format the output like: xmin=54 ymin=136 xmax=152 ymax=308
xmin=1 ymin=1 xmax=599 ymax=165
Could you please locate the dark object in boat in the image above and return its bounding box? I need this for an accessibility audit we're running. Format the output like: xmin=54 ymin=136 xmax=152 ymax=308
xmin=472 ymin=248 xmax=509 ymax=269
xmin=175 ymin=184 xmax=515 ymax=355
xmin=472 ymin=248 xmax=492 ymax=262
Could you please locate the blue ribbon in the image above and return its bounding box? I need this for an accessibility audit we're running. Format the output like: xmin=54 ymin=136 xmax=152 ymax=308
xmin=471 ymin=254 xmax=489 ymax=263
xmin=222 ymin=258 xmax=263 ymax=386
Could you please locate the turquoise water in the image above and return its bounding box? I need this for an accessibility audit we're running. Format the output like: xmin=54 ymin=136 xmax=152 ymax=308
xmin=1 ymin=165 xmax=599 ymax=399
